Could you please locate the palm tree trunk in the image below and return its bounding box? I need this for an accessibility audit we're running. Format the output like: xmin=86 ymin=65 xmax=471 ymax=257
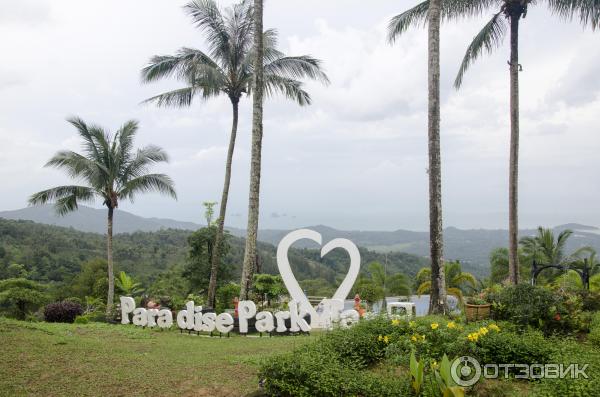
xmin=240 ymin=0 xmax=264 ymax=300
xmin=508 ymin=12 xmax=521 ymax=285
xmin=427 ymin=0 xmax=447 ymax=315
xmin=106 ymin=206 xmax=115 ymax=316
xmin=207 ymin=99 xmax=240 ymax=308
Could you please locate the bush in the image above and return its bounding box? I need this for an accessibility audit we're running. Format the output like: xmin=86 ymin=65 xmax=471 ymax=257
xmin=490 ymin=284 xmax=561 ymax=332
xmin=74 ymin=315 xmax=89 ymax=324
xmin=44 ymin=301 xmax=83 ymax=323
xmin=581 ymin=290 xmax=600 ymax=312
xmin=470 ymin=329 xmax=555 ymax=367
xmin=589 ymin=312 xmax=600 ymax=347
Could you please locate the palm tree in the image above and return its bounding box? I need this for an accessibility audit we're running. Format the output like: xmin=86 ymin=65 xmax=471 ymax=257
xmin=141 ymin=0 xmax=328 ymax=307
xmin=115 ymin=271 xmax=144 ymax=297
xmin=240 ymin=0 xmax=265 ymax=301
xmin=416 ymin=261 xmax=477 ymax=303
xmin=519 ymin=227 xmax=575 ymax=266
xmin=452 ymin=0 xmax=600 ymax=284
xmin=29 ymin=117 xmax=176 ymax=314
xmin=388 ymin=0 xmax=449 ymax=314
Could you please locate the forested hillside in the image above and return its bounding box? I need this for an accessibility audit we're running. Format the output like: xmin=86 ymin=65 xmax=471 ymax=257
xmin=0 ymin=218 xmax=433 ymax=289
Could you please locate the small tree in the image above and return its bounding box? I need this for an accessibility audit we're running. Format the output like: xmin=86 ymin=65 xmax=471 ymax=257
xmin=0 ymin=278 xmax=48 ymax=320
xmin=115 ymin=271 xmax=144 ymax=297
xmin=252 ymin=274 xmax=286 ymax=307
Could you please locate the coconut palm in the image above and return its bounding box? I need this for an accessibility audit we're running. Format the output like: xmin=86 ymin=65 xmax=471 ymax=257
xmin=29 ymin=117 xmax=176 ymax=314
xmin=240 ymin=0 xmax=265 ymax=301
xmin=451 ymin=0 xmax=599 ymax=284
xmin=416 ymin=261 xmax=477 ymax=303
xmin=519 ymin=227 xmax=575 ymax=266
xmin=388 ymin=0 xmax=450 ymax=314
xmin=141 ymin=0 xmax=328 ymax=306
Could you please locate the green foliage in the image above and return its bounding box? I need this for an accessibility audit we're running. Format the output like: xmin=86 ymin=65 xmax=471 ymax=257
xmin=410 ymin=350 xmax=425 ymax=395
xmin=252 ymin=274 xmax=286 ymax=307
xmin=115 ymin=271 xmax=144 ymax=297
xmin=69 ymin=259 xmax=109 ymax=301
xmin=589 ymin=312 xmax=600 ymax=347
xmin=433 ymin=354 xmax=465 ymax=397
xmin=0 ymin=278 xmax=48 ymax=319
xmin=353 ymin=277 xmax=385 ymax=305
xmin=387 ymin=273 xmax=411 ymax=296
xmin=183 ymin=226 xmax=231 ymax=293
xmin=215 ymin=283 xmax=240 ymax=313
xmin=416 ymin=261 xmax=477 ymax=302
xmin=489 ymin=284 xmax=560 ymax=332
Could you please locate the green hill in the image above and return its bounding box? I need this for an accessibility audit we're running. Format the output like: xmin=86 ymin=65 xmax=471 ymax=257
xmin=0 ymin=218 xmax=433 ymax=289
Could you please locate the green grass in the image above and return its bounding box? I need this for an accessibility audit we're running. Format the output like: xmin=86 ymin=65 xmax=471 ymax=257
xmin=0 ymin=318 xmax=313 ymax=397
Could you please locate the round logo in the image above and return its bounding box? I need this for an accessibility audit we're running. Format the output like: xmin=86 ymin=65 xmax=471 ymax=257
xmin=450 ymin=356 xmax=482 ymax=387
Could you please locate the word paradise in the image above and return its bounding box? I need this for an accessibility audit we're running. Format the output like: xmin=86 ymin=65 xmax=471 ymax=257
xmin=120 ymin=296 xmax=360 ymax=334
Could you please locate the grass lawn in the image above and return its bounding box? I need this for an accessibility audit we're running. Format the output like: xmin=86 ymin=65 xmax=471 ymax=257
xmin=0 ymin=318 xmax=312 ymax=397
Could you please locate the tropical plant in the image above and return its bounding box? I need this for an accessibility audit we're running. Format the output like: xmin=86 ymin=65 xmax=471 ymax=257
xmin=452 ymin=0 xmax=600 ymax=284
xmin=520 ymin=227 xmax=576 ymax=266
xmin=115 ymin=271 xmax=144 ymax=296
xmin=388 ymin=0 xmax=448 ymax=314
xmin=252 ymin=274 xmax=286 ymax=307
xmin=29 ymin=117 xmax=176 ymax=314
xmin=416 ymin=261 xmax=477 ymax=303
xmin=0 ymin=278 xmax=48 ymax=320
xmin=367 ymin=262 xmax=411 ymax=296
xmin=141 ymin=0 xmax=328 ymax=307
xmin=489 ymin=247 xmax=530 ymax=283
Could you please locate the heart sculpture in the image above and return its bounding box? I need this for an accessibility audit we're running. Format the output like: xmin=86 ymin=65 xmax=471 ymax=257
xmin=276 ymin=229 xmax=360 ymax=328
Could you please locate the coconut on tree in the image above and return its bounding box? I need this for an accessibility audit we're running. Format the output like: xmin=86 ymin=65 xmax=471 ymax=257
xmin=141 ymin=0 xmax=328 ymax=307
xmin=29 ymin=117 xmax=176 ymax=315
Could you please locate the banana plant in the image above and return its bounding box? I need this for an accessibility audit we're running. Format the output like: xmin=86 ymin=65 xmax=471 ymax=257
xmin=410 ymin=350 xmax=425 ymax=396
xmin=433 ymin=354 xmax=465 ymax=397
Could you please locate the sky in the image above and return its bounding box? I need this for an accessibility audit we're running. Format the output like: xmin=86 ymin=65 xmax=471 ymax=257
xmin=0 ymin=0 xmax=599 ymax=232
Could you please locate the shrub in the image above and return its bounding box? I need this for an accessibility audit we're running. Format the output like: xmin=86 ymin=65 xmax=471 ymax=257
xmin=470 ymin=329 xmax=555 ymax=368
xmin=581 ymin=290 xmax=600 ymax=312
xmin=74 ymin=315 xmax=89 ymax=324
xmin=44 ymin=301 xmax=83 ymax=323
xmin=490 ymin=284 xmax=561 ymax=332
xmin=589 ymin=312 xmax=600 ymax=347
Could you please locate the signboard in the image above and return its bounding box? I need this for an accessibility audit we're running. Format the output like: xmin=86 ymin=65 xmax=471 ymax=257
xmin=120 ymin=229 xmax=361 ymax=333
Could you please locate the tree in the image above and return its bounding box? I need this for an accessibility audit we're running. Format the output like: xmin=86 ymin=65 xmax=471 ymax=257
xmin=69 ymin=259 xmax=110 ymax=301
xmin=202 ymin=201 xmax=218 ymax=226
xmin=353 ymin=277 xmax=385 ymax=308
xmin=520 ymin=227 xmax=575 ymax=266
xmin=29 ymin=117 xmax=176 ymax=314
xmin=388 ymin=0 xmax=448 ymax=314
xmin=452 ymin=0 xmax=600 ymax=284
xmin=252 ymin=274 xmax=286 ymax=307
xmin=141 ymin=0 xmax=328 ymax=308
xmin=416 ymin=261 xmax=476 ymax=303
xmin=367 ymin=262 xmax=411 ymax=296
xmin=0 ymin=278 xmax=48 ymax=320
xmin=489 ymin=247 xmax=530 ymax=284
xmin=183 ymin=226 xmax=231 ymax=293
xmin=115 ymin=271 xmax=144 ymax=297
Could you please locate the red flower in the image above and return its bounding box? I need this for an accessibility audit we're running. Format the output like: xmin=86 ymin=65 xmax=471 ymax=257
xmin=554 ymin=313 xmax=561 ymax=321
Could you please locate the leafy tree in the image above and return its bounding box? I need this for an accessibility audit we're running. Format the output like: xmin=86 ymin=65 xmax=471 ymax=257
xmin=142 ymin=0 xmax=328 ymax=308
xmin=387 ymin=273 xmax=411 ymax=296
xmin=115 ymin=271 xmax=144 ymax=297
xmin=299 ymin=279 xmax=336 ymax=298
xmin=353 ymin=277 xmax=385 ymax=308
xmin=215 ymin=283 xmax=241 ymax=312
xmin=388 ymin=0 xmax=448 ymax=314
xmin=69 ymin=259 xmax=110 ymax=301
xmin=202 ymin=201 xmax=218 ymax=226
xmin=252 ymin=274 xmax=286 ymax=307
xmin=29 ymin=117 xmax=176 ymax=314
xmin=6 ymin=263 xmax=29 ymax=279
xmin=416 ymin=261 xmax=476 ymax=303
xmin=0 ymin=278 xmax=48 ymax=320
xmin=146 ymin=264 xmax=191 ymax=306
xmin=183 ymin=226 xmax=231 ymax=294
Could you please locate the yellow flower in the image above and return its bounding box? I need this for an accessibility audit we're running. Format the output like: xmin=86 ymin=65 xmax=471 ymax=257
xmin=409 ymin=321 xmax=416 ymax=328
xmin=446 ymin=321 xmax=456 ymax=329
xmin=383 ymin=335 xmax=390 ymax=344
xmin=391 ymin=319 xmax=400 ymax=326
xmin=378 ymin=335 xmax=383 ymax=342
xmin=478 ymin=327 xmax=489 ymax=336
xmin=431 ymin=323 xmax=439 ymax=330
xmin=421 ymin=334 xmax=426 ymax=342
xmin=467 ymin=332 xmax=479 ymax=342
xmin=489 ymin=324 xmax=500 ymax=332
xmin=411 ymin=334 xmax=418 ymax=342
xmin=431 ymin=360 xmax=438 ymax=370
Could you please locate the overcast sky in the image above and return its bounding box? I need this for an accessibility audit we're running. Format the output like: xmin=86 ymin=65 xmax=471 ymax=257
xmin=0 ymin=0 xmax=598 ymax=231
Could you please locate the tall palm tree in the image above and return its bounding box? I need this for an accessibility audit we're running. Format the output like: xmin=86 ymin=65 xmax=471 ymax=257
xmin=452 ymin=0 xmax=599 ymax=284
xmin=416 ymin=261 xmax=477 ymax=303
xmin=240 ymin=0 xmax=265 ymax=301
xmin=29 ymin=117 xmax=176 ymax=314
xmin=141 ymin=0 xmax=328 ymax=307
xmin=388 ymin=0 xmax=449 ymax=314
xmin=519 ymin=226 xmax=575 ymax=266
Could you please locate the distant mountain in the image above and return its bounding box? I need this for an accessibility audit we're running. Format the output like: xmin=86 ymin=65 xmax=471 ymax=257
xmin=2 ymin=205 xmax=599 ymax=268
xmin=0 ymin=205 xmax=203 ymax=234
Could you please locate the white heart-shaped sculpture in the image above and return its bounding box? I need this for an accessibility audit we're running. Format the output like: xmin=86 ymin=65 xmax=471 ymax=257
xmin=276 ymin=229 xmax=360 ymax=328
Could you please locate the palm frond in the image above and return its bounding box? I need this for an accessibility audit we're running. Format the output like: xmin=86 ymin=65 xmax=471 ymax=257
xmin=121 ymin=145 xmax=170 ymax=180
xmin=452 ymin=272 xmax=477 ymax=289
xmin=184 ymin=0 xmax=231 ymax=63
xmin=417 ymin=281 xmax=432 ymax=296
xmin=454 ymin=12 xmax=507 ymax=89
xmin=142 ymin=87 xmax=198 ymax=108
xmin=264 ymin=55 xmax=330 ymax=85
xmin=119 ymin=174 xmax=177 ymax=202
xmin=263 ymin=75 xmax=311 ymax=106
xmin=547 ymin=0 xmax=600 ymax=30
xmin=28 ymin=185 xmax=96 ymax=216
xmin=387 ymin=1 xmax=430 ymax=43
